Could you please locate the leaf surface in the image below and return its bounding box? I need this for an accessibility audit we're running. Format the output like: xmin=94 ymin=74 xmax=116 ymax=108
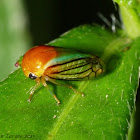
xmin=0 ymin=25 xmax=139 ymax=140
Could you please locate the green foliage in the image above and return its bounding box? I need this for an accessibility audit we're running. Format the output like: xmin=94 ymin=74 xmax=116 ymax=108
xmin=0 ymin=0 xmax=30 ymax=81
xmin=114 ymin=0 xmax=140 ymax=38
xmin=0 ymin=25 xmax=139 ymax=139
xmin=0 ymin=0 xmax=140 ymax=139
xmin=113 ymin=0 xmax=139 ymax=8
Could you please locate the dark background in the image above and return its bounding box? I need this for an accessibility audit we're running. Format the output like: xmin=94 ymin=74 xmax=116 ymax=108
xmin=24 ymin=0 xmax=119 ymax=45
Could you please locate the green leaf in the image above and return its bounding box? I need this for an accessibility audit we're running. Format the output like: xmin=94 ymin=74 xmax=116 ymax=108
xmin=0 ymin=25 xmax=139 ymax=139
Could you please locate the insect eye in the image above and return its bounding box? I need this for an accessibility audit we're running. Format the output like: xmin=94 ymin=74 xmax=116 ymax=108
xmin=29 ymin=73 xmax=37 ymax=80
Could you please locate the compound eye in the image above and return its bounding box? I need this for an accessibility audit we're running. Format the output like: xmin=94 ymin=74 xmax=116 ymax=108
xmin=29 ymin=73 xmax=37 ymax=80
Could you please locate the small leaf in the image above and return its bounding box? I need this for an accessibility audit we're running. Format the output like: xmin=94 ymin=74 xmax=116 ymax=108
xmin=0 ymin=25 xmax=139 ymax=139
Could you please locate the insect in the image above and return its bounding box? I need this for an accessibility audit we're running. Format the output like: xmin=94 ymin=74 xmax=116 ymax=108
xmin=15 ymin=45 xmax=104 ymax=104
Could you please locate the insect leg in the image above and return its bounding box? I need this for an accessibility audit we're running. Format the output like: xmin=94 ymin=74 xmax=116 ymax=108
xmin=28 ymin=78 xmax=40 ymax=102
xmin=41 ymin=77 xmax=60 ymax=105
xmin=45 ymin=76 xmax=84 ymax=96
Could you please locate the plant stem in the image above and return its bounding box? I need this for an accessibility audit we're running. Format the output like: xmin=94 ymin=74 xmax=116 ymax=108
xmin=120 ymin=5 xmax=140 ymax=38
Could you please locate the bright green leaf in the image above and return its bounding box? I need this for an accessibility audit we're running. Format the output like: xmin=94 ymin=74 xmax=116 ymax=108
xmin=0 ymin=25 xmax=139 ymax=140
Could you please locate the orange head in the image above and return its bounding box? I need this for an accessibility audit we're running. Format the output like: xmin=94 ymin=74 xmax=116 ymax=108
xmin=22 ymin=45 xmax=57 ymax=79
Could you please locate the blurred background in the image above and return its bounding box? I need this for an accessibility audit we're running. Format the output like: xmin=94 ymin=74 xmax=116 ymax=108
xmin=25 ymin=0 xmax=119 ymax=45
xmin=0 ymin=0 xmax=139 ymax=139
xmin=0 ymin=0 xmax=119 ymax=81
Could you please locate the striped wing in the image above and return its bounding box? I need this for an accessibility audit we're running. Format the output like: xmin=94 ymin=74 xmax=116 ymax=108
xmin=44 ymin=57 xmax=101 ymax=80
